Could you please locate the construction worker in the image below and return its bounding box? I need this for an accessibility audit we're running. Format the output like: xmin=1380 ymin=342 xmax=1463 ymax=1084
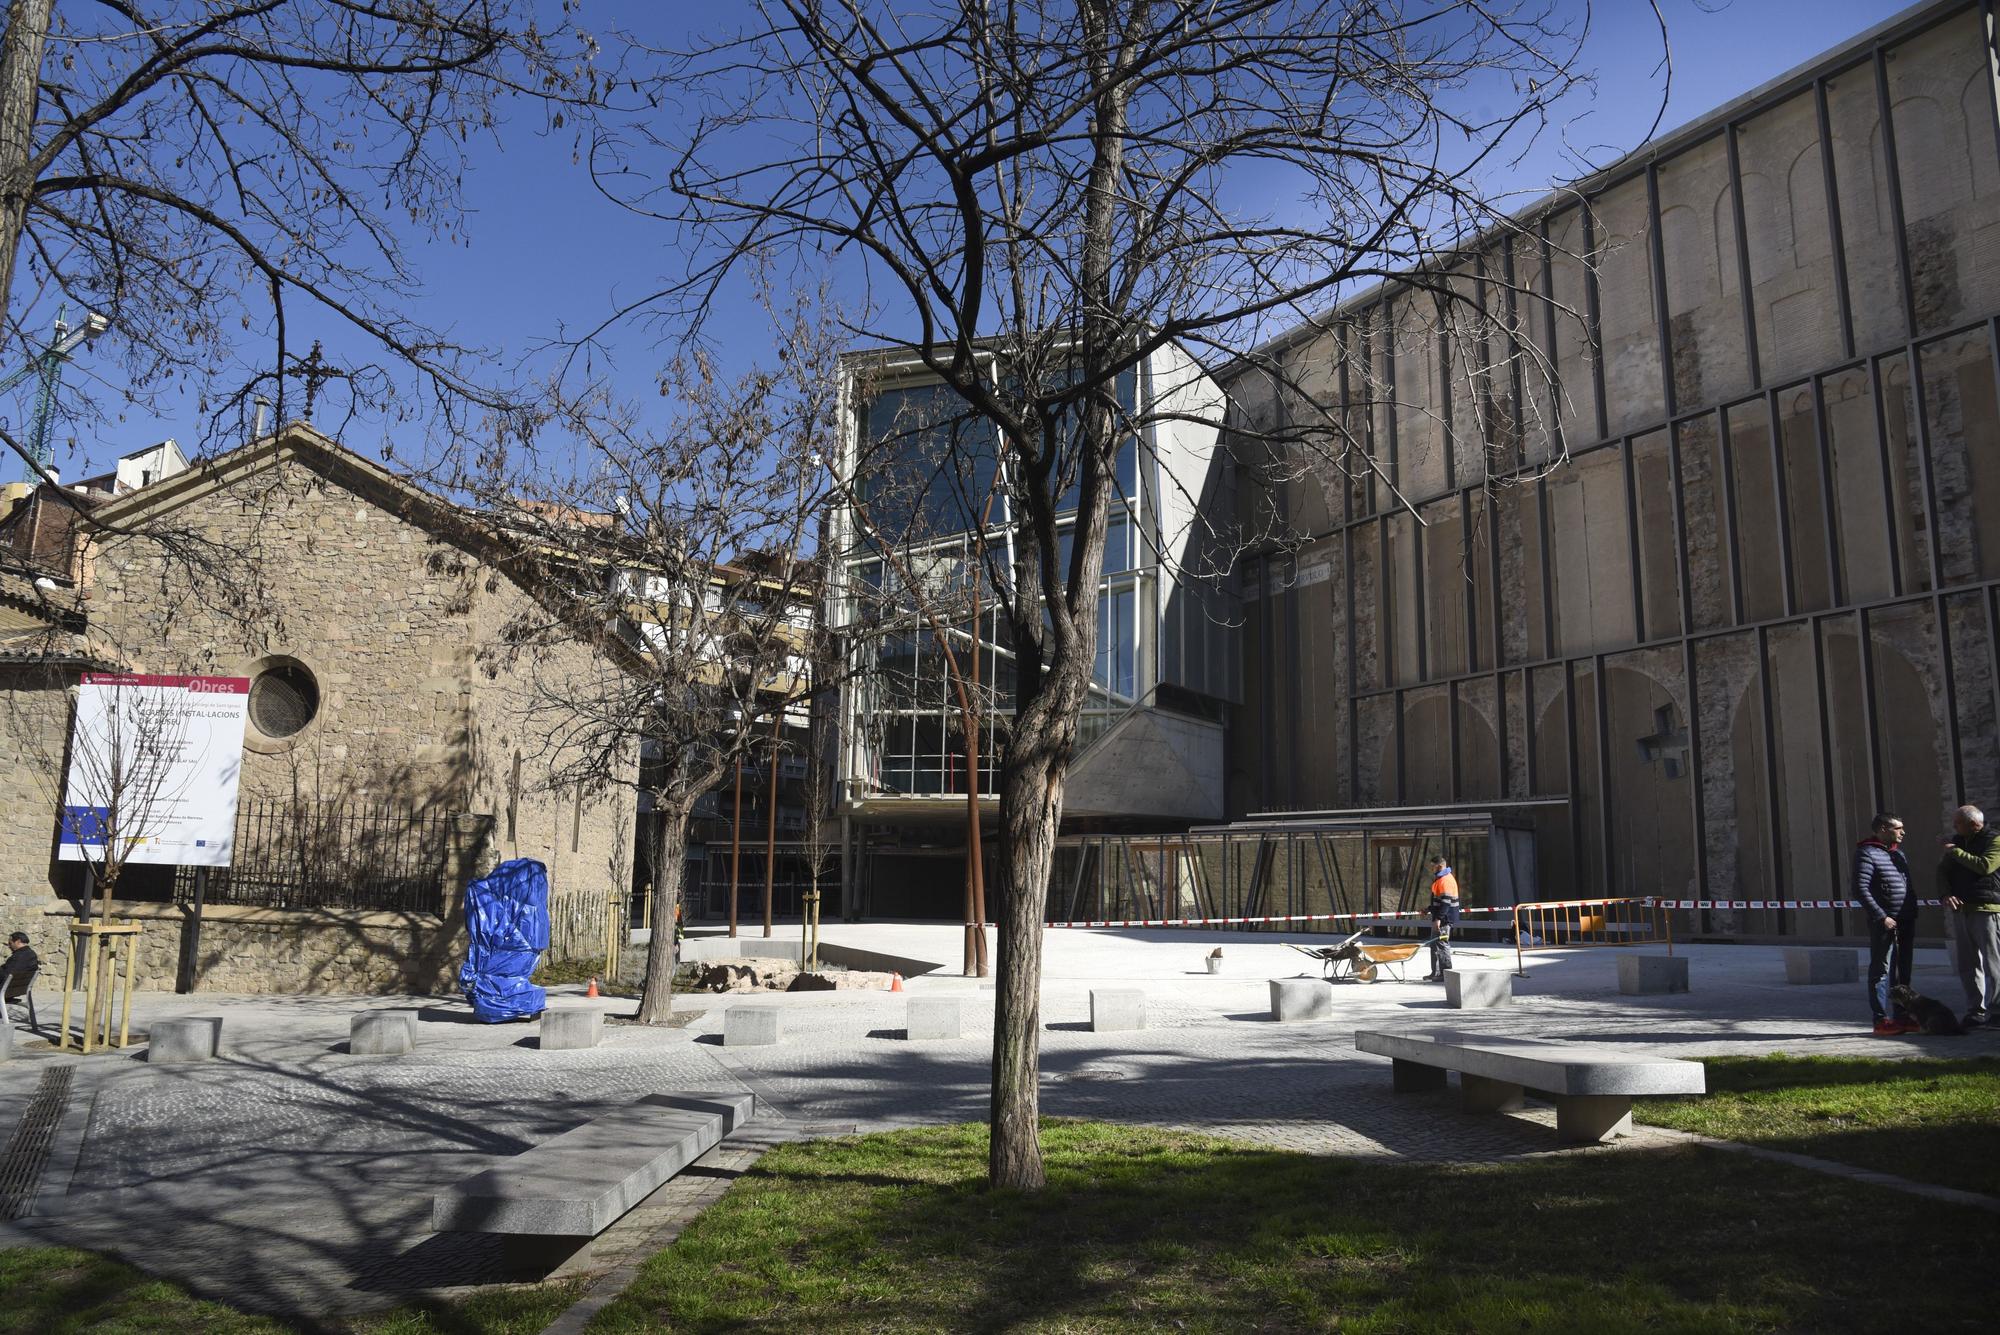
xmin=1423 ymin=855 xmax=1461 ymax=982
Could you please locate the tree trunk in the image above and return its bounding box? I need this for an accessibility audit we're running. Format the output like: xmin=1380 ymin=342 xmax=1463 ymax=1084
xmin=987 ymin=669 xmax=1088 ymax=1190
xmin=635 ymin=804 xmax=690 ymax=1024
xmin=0 ymin=0 xmax=51 ymax=320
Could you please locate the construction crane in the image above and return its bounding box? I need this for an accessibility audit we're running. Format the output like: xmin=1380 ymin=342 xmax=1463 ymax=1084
xmin=0 ymin=308 xmax=110 ymax=481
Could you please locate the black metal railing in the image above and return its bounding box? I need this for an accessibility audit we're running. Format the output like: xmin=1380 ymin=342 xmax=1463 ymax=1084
xmin=175 ymin=800 xmax=460 ymax=915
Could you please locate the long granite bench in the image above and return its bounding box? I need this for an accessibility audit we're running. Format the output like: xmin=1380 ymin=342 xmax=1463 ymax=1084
xmin=1355 ymin=1029 xmax=1704 ymax=1144
xmin=432 ymin=1091 xmax=756 ymax=1269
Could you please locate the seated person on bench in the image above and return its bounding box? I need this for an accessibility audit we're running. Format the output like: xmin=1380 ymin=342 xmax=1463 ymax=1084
xmin=3 ymin=931 xmax=38 ymax=1019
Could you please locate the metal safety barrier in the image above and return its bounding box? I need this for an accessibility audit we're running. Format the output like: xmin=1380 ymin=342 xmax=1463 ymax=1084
xmin=1513 ymin=896 xmax=1673 ymax=976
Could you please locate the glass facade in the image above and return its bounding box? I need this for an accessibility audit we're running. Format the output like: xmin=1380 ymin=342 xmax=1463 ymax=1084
xmin=1232 ymin=0 xmax=2000 ymax=938
xmin=834 ymin=349 xmax=1236 ymax=807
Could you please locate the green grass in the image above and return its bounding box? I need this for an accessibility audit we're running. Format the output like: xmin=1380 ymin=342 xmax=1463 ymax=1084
xmin=0 ymin=1247 xmax=578 ymax=1335
xmin=1636 ymin=1053 xmax=2000 ymax=1197
xmin=531 ymin=957 xmax=640 ymax=997
xmin=591 ymin=1119 xmax=1996 ymax=1333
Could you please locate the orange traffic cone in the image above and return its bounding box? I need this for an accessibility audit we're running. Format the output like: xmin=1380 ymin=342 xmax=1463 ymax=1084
xmin=586 ymin=977 xmax=600 ymax=999
xmin=889 ymin=973 xmax=904 ymax=992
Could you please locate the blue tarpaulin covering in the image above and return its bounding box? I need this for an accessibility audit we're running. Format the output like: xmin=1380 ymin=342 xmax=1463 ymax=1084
xmin=459 ymin=858 xmax=550 ymax=1021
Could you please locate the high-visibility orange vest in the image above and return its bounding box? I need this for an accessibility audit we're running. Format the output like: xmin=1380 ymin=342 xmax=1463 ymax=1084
xmin=1431 ymin=870 xmax=1460 ymax=899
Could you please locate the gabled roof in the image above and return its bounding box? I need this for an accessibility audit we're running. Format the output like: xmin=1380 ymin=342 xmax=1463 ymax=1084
xmin=87 ymin=421 xmax=653 ymax=679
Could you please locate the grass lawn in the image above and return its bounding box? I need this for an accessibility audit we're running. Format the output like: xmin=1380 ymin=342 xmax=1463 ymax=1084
xmin=0 ymin=1246 xmax=578 ymax=1335
xmin=1636 ymin=1053 xmax=2000 ymax=1197
xmin=593 ymin=1119 xmax=1996 ymax=1333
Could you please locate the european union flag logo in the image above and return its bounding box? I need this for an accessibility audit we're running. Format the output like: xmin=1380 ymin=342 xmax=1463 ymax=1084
xmin=59 ymin=806 xmax=111 ymax=846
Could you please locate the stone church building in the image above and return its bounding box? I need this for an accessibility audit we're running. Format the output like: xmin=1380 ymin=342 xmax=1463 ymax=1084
xmin=0 ymin=423 xmax=637 ymax=993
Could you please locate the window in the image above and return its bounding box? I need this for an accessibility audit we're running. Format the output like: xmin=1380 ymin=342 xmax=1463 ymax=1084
xmin=249 ymin=660 xmax=319 ymax=738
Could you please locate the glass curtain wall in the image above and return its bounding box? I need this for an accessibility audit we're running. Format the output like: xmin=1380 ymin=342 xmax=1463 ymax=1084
xmin=838 ymin=373 xmax=1149 ymax=801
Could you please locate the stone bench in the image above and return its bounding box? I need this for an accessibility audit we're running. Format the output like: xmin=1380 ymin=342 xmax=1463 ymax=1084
xmin=724 ymin=1005 xmax=780 ymax=1046
xmin=540 ymin=1007 xmax=604 ymax=1051
xmin=433 ymin=1091 xmax=755 ymax=1270
xmin=1268 ymin=977 xmax=1333 ymax=1022
xmin=1783 ymin=947 xmax=1859 ymax=985
xmin=1090 ymin=988 xmax=1145 ymax=1032
xmin=906 ymin=996 xmax=962 ymax=1040
xmin=148 ymin=1016 xmax=223 ymax=1063
xmin=1444 ymin=969 xmax=1512 ymax=1009
xmin=1617 ymin=954 xmax=1690 ymax=995
xmin=1355 ymin=1028 xmax=1705 ymax=1144
xmin=350 ymin=1010 xmax=417 ymax=1055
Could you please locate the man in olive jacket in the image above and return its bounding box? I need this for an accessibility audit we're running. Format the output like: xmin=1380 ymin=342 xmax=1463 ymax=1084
xmin=1939 ymin=804 xmax=2000 ymax=1027
xmin=1854 ymin=814 xmax=1916 ymax=1035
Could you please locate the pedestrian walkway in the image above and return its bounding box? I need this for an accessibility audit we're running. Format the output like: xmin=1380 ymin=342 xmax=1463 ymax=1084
xmin=0 ymin=928 xmax=1986 ymax=1317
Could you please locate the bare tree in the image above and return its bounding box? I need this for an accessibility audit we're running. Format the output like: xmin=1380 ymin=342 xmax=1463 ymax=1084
xmin=459 ymin=289 xmax=839 ymax=1025
xmin=595 ymin=1 xmax=1626 ymax=1188
xmin=0 ymin=0 xmax=622 ymax=476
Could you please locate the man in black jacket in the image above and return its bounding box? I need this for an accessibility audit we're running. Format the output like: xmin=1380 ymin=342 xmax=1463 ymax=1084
xmin=1854 ymin=814 xmax=1915 ymax=1036
xmin=2 ymin=931 xmax=39 ymax=1020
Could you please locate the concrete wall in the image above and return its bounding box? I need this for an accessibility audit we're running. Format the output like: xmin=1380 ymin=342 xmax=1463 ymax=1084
xmin=0 ymin=670 xmax=75 ymax=972
xmin=1227 ymin=0 xmax=1999 ymax=937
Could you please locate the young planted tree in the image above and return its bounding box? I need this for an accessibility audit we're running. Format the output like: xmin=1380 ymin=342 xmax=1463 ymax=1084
xmin=603 ymin=1 xmax=1630 ymax=1188
xmin=462 ymin=296 xmax=839 ymax=1025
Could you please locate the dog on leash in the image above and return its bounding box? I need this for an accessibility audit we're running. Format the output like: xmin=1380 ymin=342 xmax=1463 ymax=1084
xmin=1889 ymin=984 xmax=1967 ymax=1036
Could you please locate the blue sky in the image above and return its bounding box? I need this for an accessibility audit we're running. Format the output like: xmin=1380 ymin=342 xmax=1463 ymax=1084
xmin=22 ymin=0 xmax=1910 ymax=477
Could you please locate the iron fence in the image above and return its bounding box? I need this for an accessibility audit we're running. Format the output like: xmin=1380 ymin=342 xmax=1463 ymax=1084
xmin=175 ymin=799 xmax=461 ymax=915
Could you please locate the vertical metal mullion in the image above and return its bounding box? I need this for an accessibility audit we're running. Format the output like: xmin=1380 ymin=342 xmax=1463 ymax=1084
xmin=1463 ymin=491 xmax=1480 ymax=673
xmin=1814 ymin=79 xmax=1857 ymax=361
xmin=1725 ymin=122 xmax=1763 ymax=391
xmin=1524 ymin=667 xmax=1540 ymax=796
xmin=1338 ymin=323 xmax=1354 ymax=524
xmin=1682 ymin=638 xmax=1710 ymax=935
xmin=1564 ymin=658 xmax=1582 ymax=893
xmin=1394 ymin=685 xmax=1408 ymax=805
xmin=1936 ymin=593 xmax=1965 ymax=801
xmin=1413 ymin=514 xmax=1429 ymax=682
xmin=1756 ymin=624 xmax=1786 ymax=915
xmin=1910 ymin=341 xmax=1947 ymax=592
xmin=1872 ymin=49 xmax=1920 ymax=342
xmin=1345 ymin=525 xmax=1359 ymax=804
xmin=1987 ymin=588 xmax=2000 ymax=794
xmin=1486 ymin=483 xmax=1504 ymax=671
xmin=1439 ymin=314 xmax=1456 ymax=494
xmin=1538 ymin=215 xmax=1567 ymax=462
xmin=1382 ymin=296 xmax=1400 ymax=490
xmin=1983 ymin=1 xmax=2000 ymax=168
xmin=1718 ymin=405 xmax=1746 ymax=625
xmin=1869 ymin=355 xmax=1908 ymax=596
xmin=1858 ymin=606 xmax=1885 ymax=814
xmin=1377 ymin=519 xmax=1392 ymax=690
xmin=1766 ymin=387 xmax=1799 ymax=618
xmin=1669 ymin=421 xmax=1696 ymax=639
xmin=1537 ymin=478 xmax=1557 ymax=660
xmin=1503 ymin=238 xmax=1527 ymax=470
xmin=1593 ymin=653 xmax=1612 ymax=896
xmin=1645 ymin=161 xmax=1678 ymax=421
xmin=1494 ymin=669 xmax=1509 ymax=798
xmin=1810 ymin=616 xmax=1843 ymax=935
xmin=1448 ymin=678 xmax=1463 ymax=804
xmin=1810 ymin=375 xmax=1845 ymax=608
xmin=1581 ymin=199 xmax=1609 ymax=443
xmin=1621 ymin=435 xmax=1646 ymax=639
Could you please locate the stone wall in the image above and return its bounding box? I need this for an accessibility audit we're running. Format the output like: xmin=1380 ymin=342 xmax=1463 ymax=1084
xmin=0 ymin=670 xmax=76 ymax=971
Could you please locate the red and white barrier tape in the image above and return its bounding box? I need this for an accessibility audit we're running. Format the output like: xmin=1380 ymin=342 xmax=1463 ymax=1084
xmin=1646 ymin=898 xmax=1944 ymax=911
xmin=1030 ymin=899 xmax=1947 ymax=930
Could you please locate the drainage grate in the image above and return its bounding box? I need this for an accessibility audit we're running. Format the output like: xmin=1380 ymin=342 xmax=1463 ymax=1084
xmin=0 ymin=1065 xmax=74 ymax=1219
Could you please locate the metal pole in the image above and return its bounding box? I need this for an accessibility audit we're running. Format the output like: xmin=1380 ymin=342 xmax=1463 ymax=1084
xmin=176 ymin=866 xmax=208 ymax=995
xmin=729 ymin=754 xmax=743 ymax=938
xmin=764 ymin=711 xmax=780 ymax=938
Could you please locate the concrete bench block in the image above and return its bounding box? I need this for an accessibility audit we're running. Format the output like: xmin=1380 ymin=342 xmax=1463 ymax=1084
xmin=149 ymin=1016 xmax=222 ymax=1062
xmin=433 ymin=1091 xmax=756 ymax=1239
xmin=906 ymin=996 xmax=962 ymax=1040
xmin=723 ymin=1005 xmax=780 ymax=1046
xmin=1090 ymin=988 xmax=1146 ymax=1032
xmin=1444 ymin=969 xmax=1513 ymax=1009
xmin=1784 ymin=947 xmax=1859 ymax=985
xmin=1268 ymin=977 xmax=1333 ymax=1022
xmin=1617 ymin=954 xmax=1690 ymax=995
xmin=0 ymin=1019 xmax=12 ymax=1062
xmin=349 ymin=1010 xmax=417 ymax=1055
xmin=541 ymin=1008 xmax=604 ymax=1051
